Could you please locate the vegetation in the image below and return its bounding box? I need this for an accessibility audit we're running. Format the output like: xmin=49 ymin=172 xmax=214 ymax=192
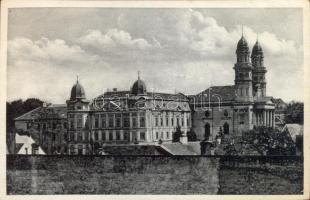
xmin=284 ymin=101 xmax=303 ymax=124
xmin=7 ymin=98 xmax=43 ymax=132
xmin=240 ymin=126 xmax=296 ymax=156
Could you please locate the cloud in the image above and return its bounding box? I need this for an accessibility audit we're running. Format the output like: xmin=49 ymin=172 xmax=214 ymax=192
xmin=7 ymin=9 xmax=303 ymax=103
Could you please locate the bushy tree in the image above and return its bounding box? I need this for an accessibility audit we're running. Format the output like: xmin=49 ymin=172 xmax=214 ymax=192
xmin=284 ymin=101 xmax=303 ymax=124
xmin=172 ymin=124 xmax=182 ymax=142
xmin=187 ymin=128 xmax=197 ymax=141
xmin=241 ymin=126 xmax=296 ymax=155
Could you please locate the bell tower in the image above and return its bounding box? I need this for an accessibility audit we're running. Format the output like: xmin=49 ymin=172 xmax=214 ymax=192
xmin=251 ymin=39 xmax=267 ymax=98
xmin=234 ymin=34 xmax=253 ymax=102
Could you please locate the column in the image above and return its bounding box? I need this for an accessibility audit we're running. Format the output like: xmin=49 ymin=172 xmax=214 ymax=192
xmin=269 ymin=111 xmax=272 ymax=128
xmin=272 ymin=110 xmax=275 ymax=128
xmin=266 ymin=110 xmax=270 ymax=127
xmin=263 ymin=111 xmax=266 ymax=126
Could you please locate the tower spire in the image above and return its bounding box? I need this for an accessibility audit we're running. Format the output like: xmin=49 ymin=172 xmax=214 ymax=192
xmin=76 ymin=75 xmax=79 ymax=83
xmin=242 ymin=25 xmax=244 ymax=37
xmin=138 ymin=70 xmax=140 ymax=80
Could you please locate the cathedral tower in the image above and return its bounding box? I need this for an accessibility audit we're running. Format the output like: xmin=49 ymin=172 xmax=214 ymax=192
xmin=251 ymin=39 xmax=267 ymax=98
xmin=234 ymin=35 xmax=253 ymax=102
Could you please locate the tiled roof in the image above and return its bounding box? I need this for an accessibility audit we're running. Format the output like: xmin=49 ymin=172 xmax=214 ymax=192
xmin=254 ymin=96 xmax=274 ymax=103
xmin=161 ymin=142 xmax=200 ymax=155
xmin=283 ymin=124 xmax=303 ymax=142
xmin=101 ymin=145 xmax=167 ymax=155
xmin=15 ymin=104 xmax=67 ymax=121
xmin=99 ymin=91 xmax=189 ymax=101
xmin=271 ymin=98 xmax=286 ymax=104
xmin=192 ymin=85 xmax=236 ymax=103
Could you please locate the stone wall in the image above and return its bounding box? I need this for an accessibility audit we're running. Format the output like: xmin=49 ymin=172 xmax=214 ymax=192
xmin=7 ymin=155 xmax=219 ymax=194
xmin=7 ymin=155 xmax=303 ymax=195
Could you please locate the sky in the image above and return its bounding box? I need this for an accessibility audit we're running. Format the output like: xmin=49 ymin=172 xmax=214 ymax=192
xmin=7 ymin=8 xmax=303 ymax=103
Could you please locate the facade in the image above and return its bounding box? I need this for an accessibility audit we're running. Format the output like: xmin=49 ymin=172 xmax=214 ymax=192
xmin=66 ymin=76 xmax=191 ymax=155
xmin=190 ymin=36 xmax=275 ymax=141
xmin=14 ymin=36 xmax=276 ymax=155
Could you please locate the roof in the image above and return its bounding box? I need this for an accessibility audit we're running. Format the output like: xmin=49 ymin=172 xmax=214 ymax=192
xmin=161 ymin=142 xmax=200 ymax=155
xmin=15 ymin=133 xmax=35 ymax=144
xmin=192 ymin=85 xmax=236 ymax=103
xmin=254 ymin=96 xmax=274 ymax=103
xmin=15 ymin=104 xmax=67 ymax=121
xmin=101 ymin=145 xmax=167 ymax=155
xmin=101 ymin=91 xmax=189 ymax=101
xmin=283 ymin=124 xmax=303 ymax=141
xmin=271 ymin=98 xmax=287 ymax=106
xmin=70 ymin=80 xmax=86 ymax=100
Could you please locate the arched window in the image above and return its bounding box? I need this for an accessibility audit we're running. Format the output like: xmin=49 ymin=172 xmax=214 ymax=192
xmin=223 ymin=123 xmax=229 ymax=135
xmin=205 ymin=123 xmax=211 ymax=140
xmin=205 ymin=110 xmax=210 ymax=117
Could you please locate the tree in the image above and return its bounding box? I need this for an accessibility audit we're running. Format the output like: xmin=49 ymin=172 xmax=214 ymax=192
xmin=284 ymin=101 xmax=303 ymax=124
xmin=172 ymin=124 xmax=182 ymax=142
xmin=241 ymin=126 xmax=296 ymax=156
xmin=187 ymin=128 xmax=197 ymax=141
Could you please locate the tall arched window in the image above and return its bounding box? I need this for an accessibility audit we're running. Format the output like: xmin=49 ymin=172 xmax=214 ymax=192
xmin=205 ymin=123 xmax=211 ymax=140
xmin=223 ymin=123 xmax=229 ymax=135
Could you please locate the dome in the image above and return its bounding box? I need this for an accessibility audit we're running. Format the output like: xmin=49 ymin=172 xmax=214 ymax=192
xmin=131 ymin=77 xmax=147 ymax=95
xmin=236 ymin=36 xmax=249 ymax=53
xmin=251 ymin=41 xmax=263 ymax=56
xmin=70 ymin=80 xmax=86 ymax=100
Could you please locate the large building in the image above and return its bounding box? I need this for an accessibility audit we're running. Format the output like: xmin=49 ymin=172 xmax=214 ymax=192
xmin=14 ymin=35 xmax=276 ymax=155
xmin=189 ymin=35 xmax=275 ymax=141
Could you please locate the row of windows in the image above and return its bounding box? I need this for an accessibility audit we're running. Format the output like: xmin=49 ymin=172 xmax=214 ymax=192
xmin=27 ymin=122 xmax=67 ymax=130
xmin=69 ymin=131 xmax=146 ymax=142
xmin=154 ymin=115 xmax=190 ymax=127
xmin=155 ymin=131 xmax=171 ymax=140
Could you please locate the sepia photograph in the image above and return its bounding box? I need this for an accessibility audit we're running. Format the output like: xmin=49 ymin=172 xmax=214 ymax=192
xmin=1 ymin=0 xmax=309 ymax=198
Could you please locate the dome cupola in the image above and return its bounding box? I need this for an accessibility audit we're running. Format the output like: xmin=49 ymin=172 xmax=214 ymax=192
xmin=251 ymin=39 xmax=264 ymax=68
xmin=70 ymin=77 xmax=86 ymax=100
xmin=236 ymin=34 xmax=250 ymax=63
xmin=236 ymin=35 xmax=250 ymax=53
xmin=131 ymin=72 xmax=147 ymax=96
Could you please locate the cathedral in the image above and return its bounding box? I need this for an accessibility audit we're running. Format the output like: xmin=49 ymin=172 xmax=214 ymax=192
xmin=14 ymin=35 xmax=275 ymax=155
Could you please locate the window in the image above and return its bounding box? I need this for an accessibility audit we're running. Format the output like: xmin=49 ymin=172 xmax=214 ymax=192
xmin=77 ymin=115 xmax=83 ymax=128
xmin=223 ymin=123 xmax=229 ymax=135
xmin=70 ymin=132 xmax=74 ymax=141
xmin=140 ymin=132 xmax=145 ymax=141
xmin=116 ymin=117 xmax=121 ymax=128
xmin=132 ymin=117 xmax=137 ymax=128
xmin=70 ymin=145 xmax=75 ymax=155
xmin=155 ymin=116 xmax=158 ymax=126
xmin=224 ymin=110 xmax=229 ymax=117
xmin=94 ymin=115 xmax=99 ymax=128
xmin=69 ymin=119 xmax=74 ymax=129
xmin=181 ymin=117 xmax=184 ymax=127
xmin=166 ymin=117 xmax=169 ymax=126
xmin=161 ymin=132 xmax=164 ymax=139
xmin=94 ymin=131 xmax=99 ymax=141
xmin=205 ymin=110 xmax=210 ymax=117
xmin=109 ymin=131 xmax=113 ymax=141
xmin=101 ymin=114 xmax=106 ymax=128
xmin=102 ymin=132 xmax=106 ymax=141
xmin=156 ymin=132 xmax=159 ymax=140
xmin=84 ymin=132 xmax=89 ymax=141
xmin=140 ymin=116 xmax=145 ymax=127
xmin=205 ymin=123 xmax=211 ymax=140
xmin=124 ymin=132 xmax=130 ymax=141
xmin=171 ymin=118 xmax=174 ymax=126
xmin=116 ymin=131 xmax=120 ymax=140
xmin=108 ymin=115 xmax=114 ymax=127
xmin=177 ymin=118 xmax=180 ymax=126
xmin=78 ymin=145 xmax=83 ymax=155
xmin=166 ymin=132 xmax=169 ymax=139
xmin=160 ymin=117 xmax=163 ymax=126
xmin=123 ymin=114 xmax=130 ymax=127
xmin=63 ymin=122 xmax=67 ymax=129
